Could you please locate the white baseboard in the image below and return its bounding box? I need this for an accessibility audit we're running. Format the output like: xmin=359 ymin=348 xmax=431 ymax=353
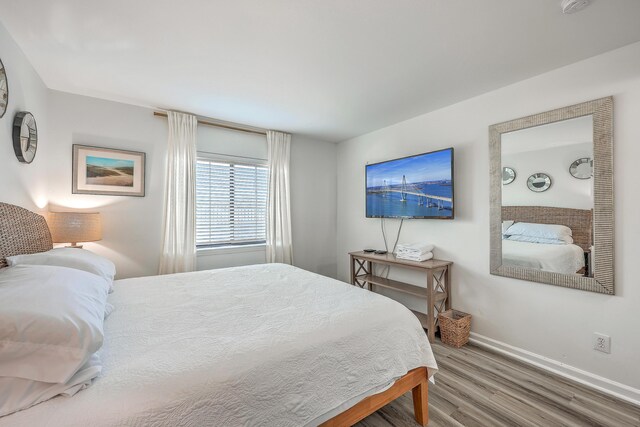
xmin=469 ymin=332 xmax=640 ymax=407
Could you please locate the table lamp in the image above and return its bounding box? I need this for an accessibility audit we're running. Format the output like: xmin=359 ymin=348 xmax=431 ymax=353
xmin=48 ymin=212 xmax=102 ymax=248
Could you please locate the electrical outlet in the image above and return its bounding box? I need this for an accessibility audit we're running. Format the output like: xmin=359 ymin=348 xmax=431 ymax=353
xmin=593 ymin=333 xmax=611 ymax=354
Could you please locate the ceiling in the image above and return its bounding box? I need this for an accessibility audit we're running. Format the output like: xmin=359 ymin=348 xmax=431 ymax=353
xmin=2 ymin=1 xmax=640 ymax=142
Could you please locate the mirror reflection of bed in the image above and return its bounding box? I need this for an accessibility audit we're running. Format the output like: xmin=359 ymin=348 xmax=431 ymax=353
xmin=500 ymin=115 xmax=594 ymax=277
xmin=501 ymin=206 xmax=592 ymax=276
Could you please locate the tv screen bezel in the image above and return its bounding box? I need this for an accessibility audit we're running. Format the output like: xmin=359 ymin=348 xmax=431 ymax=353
xmin=365 ymin=147 xmax=454 ymax=220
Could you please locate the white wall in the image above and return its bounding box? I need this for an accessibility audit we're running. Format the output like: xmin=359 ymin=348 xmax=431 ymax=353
xmin=47 ymin=90 xmax=168 ymax=279
xmin=502 ymin=142 xmax=593 ymax=209
xmin=0 ymin=22 xmax=49 ymax=211
xmin=290 ymin=135 xmax=338 ymax=278
xmin=336 ymin=42 xmax=640 ymax=394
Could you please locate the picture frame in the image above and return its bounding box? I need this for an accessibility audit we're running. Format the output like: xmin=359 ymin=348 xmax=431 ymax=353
xmin=72 ymin=144 xmax=146 ymax=197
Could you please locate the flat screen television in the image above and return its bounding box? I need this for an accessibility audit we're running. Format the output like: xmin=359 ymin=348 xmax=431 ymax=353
xmin=366 ymin=148 xmax=454 ymax=219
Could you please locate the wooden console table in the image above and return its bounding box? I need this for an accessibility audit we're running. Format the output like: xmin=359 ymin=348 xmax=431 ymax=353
xmin=349 ymin=251 xmax=452 ymax=343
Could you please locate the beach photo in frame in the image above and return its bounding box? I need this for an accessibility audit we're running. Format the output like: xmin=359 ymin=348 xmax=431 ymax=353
xmin=73 ymin=144 xmax=145 ymax=196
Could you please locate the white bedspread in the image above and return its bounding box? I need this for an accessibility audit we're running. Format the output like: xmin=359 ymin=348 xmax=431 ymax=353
xmin=502 ymin=240 xmax=585 ymax=274
xmin=1 ymin=264 xmax=437 ymax=427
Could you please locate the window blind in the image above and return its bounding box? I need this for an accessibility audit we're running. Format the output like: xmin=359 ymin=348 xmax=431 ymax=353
xmin=196 ymin=158 xmax=268 ymax=247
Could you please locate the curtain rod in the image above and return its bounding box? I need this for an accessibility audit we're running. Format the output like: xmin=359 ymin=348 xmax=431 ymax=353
xmin=153 ymin=111 xmax=267 ymax=136
xmin=198 ymin=150 xmax=266 ymax=162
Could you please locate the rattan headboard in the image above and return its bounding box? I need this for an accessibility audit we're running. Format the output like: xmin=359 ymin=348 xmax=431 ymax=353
xmin=0 ymin=203 xmax=53 ymax=268
xmin=502 ymin=205 xmax=592 ymax=251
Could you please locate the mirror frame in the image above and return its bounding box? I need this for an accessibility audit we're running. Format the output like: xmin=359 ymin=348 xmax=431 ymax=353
xmin=489 ymin=97 xmax=614 ymax=294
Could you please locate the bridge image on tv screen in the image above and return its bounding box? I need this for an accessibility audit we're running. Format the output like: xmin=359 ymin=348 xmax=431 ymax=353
xmin=366 ymin=148 xmax=453 ymax=219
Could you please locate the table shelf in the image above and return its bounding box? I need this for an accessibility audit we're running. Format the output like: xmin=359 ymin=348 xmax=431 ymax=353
xmin=355 ymin=274 xmax=447 ymax=302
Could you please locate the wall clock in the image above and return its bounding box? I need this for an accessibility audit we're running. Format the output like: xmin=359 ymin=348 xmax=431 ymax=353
xmin=502 ymin=167 xmax=516 ymax=185
xmin=569 ymin=157 xmax=593 ymax=179
xmin=0 ymin=57 xmax=7 ymax=118
xmin=527 ymin=173 xmax=552 ymax=192
xmin=13 ymin=112 xmax=38 ymax=164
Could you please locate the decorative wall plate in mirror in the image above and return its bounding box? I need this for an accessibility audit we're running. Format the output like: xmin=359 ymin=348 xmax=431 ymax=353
xmin=569 ymin=157 xmax=593 ymax=179
xmin=526 ymin=173 xmax=551 ymax=192
xmin=489 ymin=97 xmax=614 ymax=295
xmin=0 ymin=57 xmax=7 ymax=119
xmin=502 ymin=167 xmax=516 ymax=185
xmin=13 ymin=112 xmax=38 ymax=164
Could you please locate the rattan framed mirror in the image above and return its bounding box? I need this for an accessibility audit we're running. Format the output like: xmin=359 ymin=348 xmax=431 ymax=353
xmin=489 ymin=97 xmax=614 ymax=294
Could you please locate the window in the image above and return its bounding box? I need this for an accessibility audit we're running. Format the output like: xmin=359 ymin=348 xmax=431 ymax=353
xmin=196 ymin=158 xmax=268 ymax=248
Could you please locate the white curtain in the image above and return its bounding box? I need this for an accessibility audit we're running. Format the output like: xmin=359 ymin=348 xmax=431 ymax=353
xmin=266 ymin=130 xmax=293 ymax=264
xmin=159 ymin=111 xmax=198 ymax=274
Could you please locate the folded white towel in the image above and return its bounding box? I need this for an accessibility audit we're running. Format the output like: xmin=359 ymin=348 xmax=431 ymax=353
xmin=396 ymin=243 xmax=435 ymax=254
xmin=396 ymin=252 xmax=434 ymax=262
xmin=396 ymin=247 xmax=431 ymax=254
xmin=396 ymin=248 xmax=433 ymax=258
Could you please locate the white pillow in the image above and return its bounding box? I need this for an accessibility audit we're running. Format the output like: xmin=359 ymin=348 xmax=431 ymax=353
xmin=506 ymin=234 xmax=573 ymax=245
xmin=502 ymin=220 xmax=515 ymax=235
xmin=506 ymin=222 xmax=573 ymax=244
xmin=0 ymin=353 xmax=102 ymax=417
xmin=7 ymin=248 xmax=116 ymax=292
xmin=0 ymin=265 xmax=110 ymax=384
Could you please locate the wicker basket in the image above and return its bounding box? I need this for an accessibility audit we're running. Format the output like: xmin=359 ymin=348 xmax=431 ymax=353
xmin=438 ymin=310 xmax=471 ymax=348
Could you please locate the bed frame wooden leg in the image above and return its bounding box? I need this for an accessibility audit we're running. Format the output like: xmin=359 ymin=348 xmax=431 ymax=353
xmin=320 ymin=368 xmax=429 ymax=427
xmin=412 ymin=379 xmax=429 ymax=426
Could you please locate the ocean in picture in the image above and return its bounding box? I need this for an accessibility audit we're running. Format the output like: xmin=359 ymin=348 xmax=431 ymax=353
xmin=366 ymin=149 xmax=453 ymax=218
xmin=86 ymin=156 xmax=134 ymax=187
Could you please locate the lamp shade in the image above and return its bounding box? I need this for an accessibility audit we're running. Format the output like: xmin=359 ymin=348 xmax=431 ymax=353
xmin=48 ymin=212 xmax=102 ymax=245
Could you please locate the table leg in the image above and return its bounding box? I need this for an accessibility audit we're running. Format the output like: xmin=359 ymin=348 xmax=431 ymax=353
xmin=426 ymin=271 xmax=435 ymax=343
xmin=445 ymin=265 xmax=452 ymax=310
xmin=350 ymin=255 xmax=355 ymax=285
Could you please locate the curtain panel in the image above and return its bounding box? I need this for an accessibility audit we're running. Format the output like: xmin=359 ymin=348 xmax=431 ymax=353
xmin=266 ymin=130 xmax=293 ymax=264
xmin=159 ymin=111 xmax=198 ymax=274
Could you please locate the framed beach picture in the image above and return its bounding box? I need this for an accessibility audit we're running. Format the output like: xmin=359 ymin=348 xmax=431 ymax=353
xmin=72 ymin=145 xmax=145 ymax=196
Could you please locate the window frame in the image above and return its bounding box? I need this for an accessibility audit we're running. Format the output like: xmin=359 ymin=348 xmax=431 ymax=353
xmin=195 ymin=152 xmax=269 ymax=250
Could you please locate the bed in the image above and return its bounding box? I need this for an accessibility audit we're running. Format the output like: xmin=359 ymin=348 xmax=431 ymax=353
xmin=501 ymin=239 xmax=585 ymax=275
xmin=0 ymin=203 xmax=437 ymax=426
xmin=501 ymin=206 xmax=591 ymax=275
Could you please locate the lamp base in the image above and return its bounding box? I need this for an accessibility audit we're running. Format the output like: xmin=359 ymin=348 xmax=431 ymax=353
xmin=65 ymin=243 xmax=84 ymax=249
